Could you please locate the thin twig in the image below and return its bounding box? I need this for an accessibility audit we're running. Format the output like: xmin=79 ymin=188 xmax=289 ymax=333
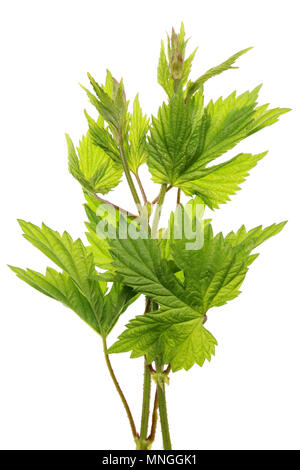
xmin=102 ymin=338 xmax=138 ymax=439
xmin=148 ymin=363 xmax=156 ymax=374
xmin=135 ymin=171 xmax=148 ymax=204
xmin=176 ymin=188 xmax=181 ymax=206
xmin=139 ymin=297 xmax=153 ymax=442
xmin=151 ymin=185 xmax=172 ymax=204
xmin=147 ymin=390 xmax=158 ymax=443
xmin=93 ymin=193 xmax=138 ymax=219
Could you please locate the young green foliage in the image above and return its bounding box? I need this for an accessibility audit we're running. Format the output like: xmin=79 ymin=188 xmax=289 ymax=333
xmin=107 ymin=220 xmax=286 ymax=371
xmin=10 ymin=23 xmax=289 ymax=450
xmin=10 ymin=220 xmax=135 ymax=337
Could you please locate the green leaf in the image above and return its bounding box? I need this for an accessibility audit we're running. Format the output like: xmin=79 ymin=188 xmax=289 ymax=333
xmin=147 ymin=90 xmax=203 ymax=184
xmin=157 ymin=40 xmax=174 ymax=98
xmin=84 ymin=193 xmax=117 ymax=270
xmin=108 ymin=220 xmax=285 ymax=370
xmin=101 ymin=283 xmax=139 ymax=337
xmin=17 ymin=220 xmax=104 ymax=319
xmin=9 ymin=266 xmax=102 ymax=334
xmin=186 ymin=47 xmax=253 ymax=99
xmin=127 ymin=95 xmax=149 ymax=173
xmin=66 ymin=131 xmax=123 ymax=194
xmin=147 ymin=84 xmax=289 ymax=208
xmin=178 ymin=151 xmax=267 ymax=209
xmin=84 ymin=193 xmax=137 ymax=272
xmin=109 ymin=311 xmax=217 ymax=371
xmin=84 ymin=111 xmax=121 ymax=163
xmin=157 ymin=23 xmax=197 ymax=98
xmin=224 ymin=221 xmax=287 ymax=249
xmin=12 ymin=220 xmax=139 ymax=337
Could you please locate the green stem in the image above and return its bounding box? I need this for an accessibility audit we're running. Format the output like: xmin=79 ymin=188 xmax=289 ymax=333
xmin=139 ymin=298 xmax=152 ymax=445
xmin=102 ymin=338 xmax=138 ymax=440
xmin=119 ymin=138 xmax=142 ymax=214
xmin=135 ymin=171 xmax=148 ymax=204
xmin=148 ymin=389 xmax=158 ymax=443
xmin=155 ymin=362 xmax=172 ymax=450
xmin=151 ymin=183 xmax=167 ymax=237
xmin=139 ymin=359 xmax=152 ymax=441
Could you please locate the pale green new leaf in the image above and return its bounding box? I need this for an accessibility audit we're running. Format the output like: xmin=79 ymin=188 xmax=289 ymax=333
xmin=84 ymin=194 xmax=116 ymax=270
xmin=147 ymin=90 xmax=203 ymax=184
xmin=84 ymin=193 xmax=136 ymax=273
xmin=84 ymin=112 xmax=121 ymax=163
xmin=178 ymin=151 xmax=267 ymax=209
xmin=186 ymin=47 xmax=252 ymax=99
xmin=157 ymin=40 xmax=174 ymax=98
xmin=157 ymin=23 xmax=197 ymax=98
xmin=127 ymin=95 xmax=149 ymax=173
xmin=66 ymin=131 xmax=123 ymax=194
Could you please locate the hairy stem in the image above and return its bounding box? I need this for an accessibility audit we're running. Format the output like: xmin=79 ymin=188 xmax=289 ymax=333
xmin=135 ymin=171 xmax=148 ymax=204
xmin=155 ymin=362 xmax=172 ymax=450
xmin=102 ymin=338 xmax=138 ymax=439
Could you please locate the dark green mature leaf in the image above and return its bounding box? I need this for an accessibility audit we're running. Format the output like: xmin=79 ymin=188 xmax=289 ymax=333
xmin=108 ymin=220 xmax=286 ymax=370
xmin=66 ymin=131 xmax=123 ymax=194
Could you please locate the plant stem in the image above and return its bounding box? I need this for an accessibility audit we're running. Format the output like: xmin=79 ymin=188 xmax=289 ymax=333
xmin=93 ymin=193 xmax=138 ymax=219
xmin=102 ymin=337 xmax=138 ymax=440
xmin=135 ymin=171 xmax=148 ymax=204
xmin=152 ymin=185 xmax=172 ymax=204
xmin=148 ymin=389 xmax=158 ymax=443
xmin=139 ymin=298 xmax=152 ymax=443
xmin=151 ymin=183 xmax=167 ymax=237
xmin=119 ymin=138 xmax=142 ymax=214
xmin=176 ymin=188 xmax=181 ymax=206
xmin=139 ymin=359 xmax=152 ymax=441
xmin=155 ymin=362 xmax=172 ymax=450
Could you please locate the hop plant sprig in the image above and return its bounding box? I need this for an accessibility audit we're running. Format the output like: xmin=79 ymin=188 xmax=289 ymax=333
xmin=10 ymin=23 xmax=289 ymax=450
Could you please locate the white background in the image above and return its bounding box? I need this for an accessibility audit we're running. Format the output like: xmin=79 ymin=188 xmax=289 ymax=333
xmin=0 ymin=0 xmax=299 ymax=450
